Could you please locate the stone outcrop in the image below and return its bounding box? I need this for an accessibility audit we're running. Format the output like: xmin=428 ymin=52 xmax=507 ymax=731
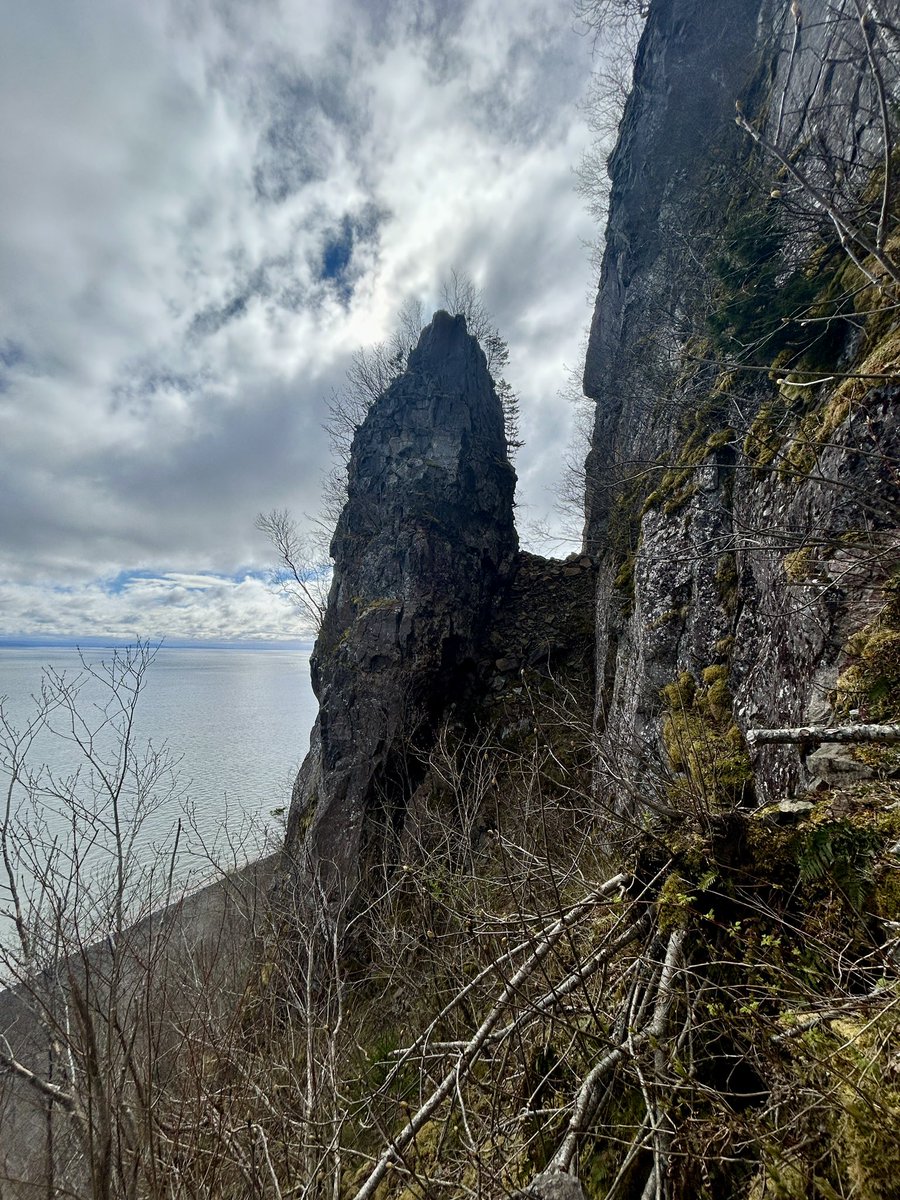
xmin=511 ymin=1171 xmax=588 ymax=1200
xmin=284 ymin=311 xmax=518 ymax=904
xmin=283 ymin=1 xmax=899 ymax=910
xmin=582 ymin=0 xmax=900 ymax=820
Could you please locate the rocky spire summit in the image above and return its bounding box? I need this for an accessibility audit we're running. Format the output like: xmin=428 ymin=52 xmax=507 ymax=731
xmin=284 ymin=310 xmax=518 ymax=906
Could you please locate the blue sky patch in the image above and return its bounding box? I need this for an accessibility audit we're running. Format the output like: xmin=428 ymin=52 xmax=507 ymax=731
xmin=104 ymin=569 xmax=158 ymax=595
xmin=0 ymin=339 xmax=25 ymax=394
xmin=320 ymin=215 xmax=355 ymax=303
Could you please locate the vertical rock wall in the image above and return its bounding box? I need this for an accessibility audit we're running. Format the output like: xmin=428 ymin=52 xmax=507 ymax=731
xmin=583 ymin=0 xmax=899 ymax=822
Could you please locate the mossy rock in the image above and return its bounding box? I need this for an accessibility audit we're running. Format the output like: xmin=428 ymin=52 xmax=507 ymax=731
xmin=827 ymin=1014 xmax=900 ymax=1200
xmin=780 ymin=317 xmax=900 ymax=479
xmin=657 ymin=870 xmax=696 ymax=933
xmin=705 ymin=203 xmax=843 ymax=363
xmin=661 ymin=667 xmax=752 ymax=808
xmin=743 ymin=814 xmax=803 ymax=877
xmin=832 ymin=576 xmax=900 ymax=773
xmin=743 ymin=399 xmax=784 ymax=471
xmin=783 ymin=546 xmax=813 ymax=583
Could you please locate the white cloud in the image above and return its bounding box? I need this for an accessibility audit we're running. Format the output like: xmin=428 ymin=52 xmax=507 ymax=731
xmin=0 ymin=0 xmax=598 ymax=641
xmin=0 ymin=572 xmax=312 ymax=644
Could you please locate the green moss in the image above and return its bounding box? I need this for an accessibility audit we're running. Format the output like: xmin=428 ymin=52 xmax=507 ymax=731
xmin=643 ymin=374 xmax=740 ymax=518
xmin=701 ymin=664 xmax=731 ymax=721
xmin=778 ymin=310 xmax=900 ymax=481
xmin=743 ymin=398 xmax=783 ymax=471
xmin=605 ymin=471 xmax=649 ymax=612
xmin=580 ymin=1085 xmax=648 ymax=1199
xmin=705 ymin=426 xmax=736 ymax=450
xmin=783 ymin=546 xmax=813 ymax=583
xmin=614 ymin=553 xmax=635 ymax=594
xmin=641 ymin=488 xmax=663 ymax=515
xmin=662 ymin=484 xmax=698 ymax=515
xmin=780 ymin=387 xmax=853 ymax=478
xmin=661 ymin=667 xmax=752 ymax=808
xmin=748 ymin=1157 xmax=817 ymax=1200
xmin=714 ymin=634 xmax=735 ymax=659
xmin=657 ymin=870 xmax=696 ymax=933
xmin=661 ymin=671 xmax=697 ymax=711
xmin=743 ymin=812 xmax=803 ymax=877
xmin=650 ymin=607 xmax=687 ymax=631
xmin=872 ymin=864 xmax=900 ymax=922
xmin=291 ymin=800 xmax=315 ymax=842
xmin=733 ymin=208 xmax=898 ymax=481
xmin=360 ymin=596 xmax=400 ymax=616
xmin=711 ymin=369 xmax=739 ymax=396
xmin=706 ymin=203 xmax=845 ymax=363
xmin=832 ymin=576 xmax=900 ymax=773
xmin=781 ymin=1012 xmax=900 ymax=1200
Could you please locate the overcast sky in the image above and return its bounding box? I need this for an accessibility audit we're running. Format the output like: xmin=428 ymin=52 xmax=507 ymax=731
xmin=0 ymin=0 xmax=600 ymax=644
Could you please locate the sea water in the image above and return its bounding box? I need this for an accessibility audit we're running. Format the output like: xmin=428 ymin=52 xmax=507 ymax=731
xmin=0 ymin=645 xmax=318 ymax=944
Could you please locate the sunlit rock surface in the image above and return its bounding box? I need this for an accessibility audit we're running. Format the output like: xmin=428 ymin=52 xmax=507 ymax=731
xmin=581 ymin=0 xmax=900 ymax=818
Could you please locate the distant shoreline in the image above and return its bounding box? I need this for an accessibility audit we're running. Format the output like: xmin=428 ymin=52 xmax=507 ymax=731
xmin=0 ymin=852 xmax=281 ymax=1182
xmin=0 ymin=852 xmax=280 ymax=997
xmin=0 ymin=638 xmax=314 ymax=652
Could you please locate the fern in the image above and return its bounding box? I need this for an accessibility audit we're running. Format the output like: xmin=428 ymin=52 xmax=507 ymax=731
xmin=798 ymin=827 xmax=835 ymax=885
xmin=798 ymin=823 xmax=879 ymax=912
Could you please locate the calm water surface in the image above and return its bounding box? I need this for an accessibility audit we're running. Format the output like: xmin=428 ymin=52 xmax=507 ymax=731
xmin=0 ymin=646 xmax=318 ymax=915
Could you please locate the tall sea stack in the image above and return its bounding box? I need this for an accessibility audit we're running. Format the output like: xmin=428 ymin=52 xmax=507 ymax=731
xmin=284 ymin=311 xmax=518 ymax=906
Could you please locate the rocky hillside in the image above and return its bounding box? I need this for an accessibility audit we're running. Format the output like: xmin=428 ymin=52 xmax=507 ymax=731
xmin=276 ymin=2 xmax=900 ymax=1198
xmin=584 ymin=0 xmax=900 ymax=828
xmin=5 ymin=2 xmax=895 ymax=1198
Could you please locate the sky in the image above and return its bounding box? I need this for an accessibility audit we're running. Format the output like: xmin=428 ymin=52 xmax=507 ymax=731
xmin=0 ymin=0 xmax=601 ymax=644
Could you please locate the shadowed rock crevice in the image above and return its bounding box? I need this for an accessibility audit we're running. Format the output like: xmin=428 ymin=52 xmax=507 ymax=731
xmin=284 ymin=311 xmax=518 ymax=907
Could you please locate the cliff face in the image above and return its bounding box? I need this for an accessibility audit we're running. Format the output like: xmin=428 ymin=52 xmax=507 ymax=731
xmin=270 ymin=6 xmax=899 ymax=1198
xmin=4 ymin=8 xmax=899 ymax=1199
xmin=583 ymin=0 xmax=900 ymax=823
xmin=285 ymin=312 xmax=518 ymax=902
xmin=286 ymin=0 xmax=899 ymax=908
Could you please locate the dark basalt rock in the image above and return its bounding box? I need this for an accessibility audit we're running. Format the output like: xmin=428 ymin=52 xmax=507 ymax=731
xmin=284 ymin=311 xmax=517 ymax=906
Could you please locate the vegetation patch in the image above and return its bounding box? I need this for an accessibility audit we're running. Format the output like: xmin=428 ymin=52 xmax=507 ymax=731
xmin=705 ymin=203 xmax=846 ymax=364
xmin=831 ymin=574 xmax=900 ymax=773
xmin=661 ymin=666 xmax=752 ymax=809
xmin=642 ymin=386 xmax=737 ymax=517
xmin=782 ymin=546 xmax=813 ymax=583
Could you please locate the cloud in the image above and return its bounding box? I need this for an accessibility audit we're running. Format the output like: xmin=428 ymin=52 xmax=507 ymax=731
xmin=0 ymin=0 xmax=597 ymax=641
xmin=0 ymin=572 xmax=311 ymax=644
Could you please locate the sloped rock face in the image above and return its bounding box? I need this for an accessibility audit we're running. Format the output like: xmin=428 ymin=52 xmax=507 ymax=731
xmin=583 ymin=0 xmax=900 ymax=820
xmin=285 ymin=311 xmax=517 ymax=903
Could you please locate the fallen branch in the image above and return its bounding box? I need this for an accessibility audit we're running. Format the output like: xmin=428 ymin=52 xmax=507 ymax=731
xmin=772 ymin=986 xmax=891 ymax=1041
xmin=0 ymin=1036 xmax=78 ymax=1112
xmin=747 ymin=724 xmax=900 ymax=746
xmin=380 ymin=879 xmax=632 ymax=1084
xmin=549 ymin=931 xmax=686 ymax=1173
xmin=350 ymin=873 xmax=630 ymax=1200
xmin=385 ymin=914 xmax=651 ymax=1061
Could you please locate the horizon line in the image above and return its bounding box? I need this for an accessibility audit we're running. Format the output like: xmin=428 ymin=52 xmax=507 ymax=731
xmin=0 ymin=635 xmax=315 ymax=652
